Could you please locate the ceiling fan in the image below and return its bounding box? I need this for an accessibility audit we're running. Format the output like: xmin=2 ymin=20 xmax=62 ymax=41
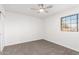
xmin=31 ymin=4 xmax=53 ymax=13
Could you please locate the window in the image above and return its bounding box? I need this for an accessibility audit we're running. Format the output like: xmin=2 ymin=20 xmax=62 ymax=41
xmin=61 ymin=14 xmax=79 ymax=32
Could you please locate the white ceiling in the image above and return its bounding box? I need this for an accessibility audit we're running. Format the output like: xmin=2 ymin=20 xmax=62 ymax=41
xmin=3 ymin=4 xmax=79 ymax=19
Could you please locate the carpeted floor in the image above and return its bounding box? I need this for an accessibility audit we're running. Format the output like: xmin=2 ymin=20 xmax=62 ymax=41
xmin=0 ymin=39 xmax=79 ymax=55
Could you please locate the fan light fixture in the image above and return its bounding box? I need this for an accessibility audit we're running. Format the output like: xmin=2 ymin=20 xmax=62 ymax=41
xmin=31 ymin=4 xmax=53 ymax=13
xmin=39 ymin=9 xmax=44 ymax=12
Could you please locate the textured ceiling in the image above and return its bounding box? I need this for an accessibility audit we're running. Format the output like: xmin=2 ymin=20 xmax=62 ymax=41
xmin=3 ymin=4 xmax=79 ymax=19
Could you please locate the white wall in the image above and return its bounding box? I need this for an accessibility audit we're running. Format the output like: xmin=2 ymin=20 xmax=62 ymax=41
xmin=45 ymin=6 xmax=79 ymax=52
xmin=0 ymin=5 xmax=5 ymax=51
xmin=4 ymin=11 xmax=44 ymax=46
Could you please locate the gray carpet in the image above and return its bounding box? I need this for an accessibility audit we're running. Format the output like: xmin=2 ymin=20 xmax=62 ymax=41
xmin=1 ymin=39 xmax=79 ymax=55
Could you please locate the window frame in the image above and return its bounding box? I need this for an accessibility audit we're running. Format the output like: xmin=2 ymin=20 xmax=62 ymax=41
xmin=61 ymin=14 xmax=79 ymax=32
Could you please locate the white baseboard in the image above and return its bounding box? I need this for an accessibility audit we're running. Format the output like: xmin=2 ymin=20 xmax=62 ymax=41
xmin=45 ymin=39 xmax=79 ymax=52
xmin=4 ymin=38 xmax=42 ymax=47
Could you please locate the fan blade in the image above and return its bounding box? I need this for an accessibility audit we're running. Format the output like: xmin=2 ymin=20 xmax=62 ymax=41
xmin=45 ymin=10 xmax=48 ymax=13
xmin=31 ymin=8 xmax=38 ymax=10
xmin=38 ymin=4 xmax=44 ymax=8
xmin=46 ymin=5 xmax=53 ymax=9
